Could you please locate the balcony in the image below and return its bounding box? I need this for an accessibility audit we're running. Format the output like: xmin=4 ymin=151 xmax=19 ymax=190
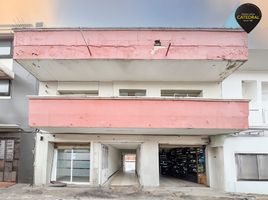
xmin=29 ymin=97 xmax=249 ymax=135
xmin=14 ymin=28 xmax=247 ymax=82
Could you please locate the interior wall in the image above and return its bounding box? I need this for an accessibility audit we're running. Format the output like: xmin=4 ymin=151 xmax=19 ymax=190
xmin=107 ymin=145 xmax=121 ymax=178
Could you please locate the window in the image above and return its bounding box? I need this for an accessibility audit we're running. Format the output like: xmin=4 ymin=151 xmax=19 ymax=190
xmin=58 ymin=90 xmax=98 ymax=96
xmin=262 ymin=82 xmax=268 ymax=107
xmin=0 ymin=80 xmax=11 ymax=96
xmin=161 ymin=90 xmax=202 ymax=97
xmin=260 ymin=82 xmax=268 ymax=124
xmin=236 ymin=154 xmax=268 ymax=181
xmin=119 ymin=89 xmax=146 ymax=96
xmin=0 ymin=40 xmax=12 ymax=58
xmin=242 ymin=80 xmax=257 ymax=107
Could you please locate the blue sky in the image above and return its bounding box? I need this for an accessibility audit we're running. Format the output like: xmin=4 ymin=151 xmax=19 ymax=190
xmin=53 ymin=0 xmax=238 ymax=28
xmin=0 ymin=0 xmax=267 ymax=48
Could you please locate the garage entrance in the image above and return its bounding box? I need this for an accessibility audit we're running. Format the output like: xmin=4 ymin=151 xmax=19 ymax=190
xmin=159 ymin=145 xmax=206 ymax=187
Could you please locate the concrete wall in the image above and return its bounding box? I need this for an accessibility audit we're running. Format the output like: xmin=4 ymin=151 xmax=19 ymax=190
xmin=206 ymin=146 xmax=225 ymax=190
xmin=17 ymin=132 xmax=35 ymax=183
xmin=0 ymin=61 xmax=38 ymax=130
xmin=223 ymin=135 xmax=268 ymax=194
xmin=34 ymin=133 xmax=54 ymax=185
xmin=107 ymin=145 xmax=121 ymax=178
xmin=136 ymin=146 xmax=141 ymax=178
xmin=208 ymin=134 xmax=268 ymax=194
xmin=139 ymin=142 xmax=159 ymax=187
xmin=14 ymin=29 xmax=247 ymax=61
xmin=222 ymin=71 xmax=268 ymax=127
xmin=39 ymin=81 xmax=221 ymax=98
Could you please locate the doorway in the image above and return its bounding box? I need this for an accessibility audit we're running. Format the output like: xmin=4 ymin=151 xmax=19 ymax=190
xmin=101 ymin=143 xmax=140 ymax=186
xmin=123 ymin=154 xmax=136 ymax=172
xmin=159 ymin=145 xmax=206 ymax=187
xmin=0 ymin=139 xmax=19 ymax=182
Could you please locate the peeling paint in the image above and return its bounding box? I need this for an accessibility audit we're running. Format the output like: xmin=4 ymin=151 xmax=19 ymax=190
xmin=13 ymin=29 xmax=248 ymax=60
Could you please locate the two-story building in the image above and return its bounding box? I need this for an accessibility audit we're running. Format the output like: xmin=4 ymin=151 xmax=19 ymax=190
xmin=13 ymin=28 xmax=250 ymax=190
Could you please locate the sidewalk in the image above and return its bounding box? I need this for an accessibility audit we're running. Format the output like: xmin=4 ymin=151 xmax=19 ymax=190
xmin=0 ymin=184 xmax=267 ymax=200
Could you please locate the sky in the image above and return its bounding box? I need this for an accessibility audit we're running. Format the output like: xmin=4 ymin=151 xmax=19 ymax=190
xmin=0 ymin=0 xmax=267 ymax=48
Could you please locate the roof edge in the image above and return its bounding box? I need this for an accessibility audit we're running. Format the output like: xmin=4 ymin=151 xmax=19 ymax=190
xmin=13 ymin=27 xmax=245 ymax=32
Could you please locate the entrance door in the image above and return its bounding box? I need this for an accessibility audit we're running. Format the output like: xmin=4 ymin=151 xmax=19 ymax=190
xmin=55 ymin=147 xmax=90 ymax=183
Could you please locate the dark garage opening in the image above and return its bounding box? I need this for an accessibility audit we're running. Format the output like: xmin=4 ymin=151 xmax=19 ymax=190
xmin=159 ymin=145 xmax=206 ymax=186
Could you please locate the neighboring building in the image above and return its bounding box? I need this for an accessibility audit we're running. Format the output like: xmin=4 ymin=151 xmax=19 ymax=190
xmin=13 ymin=28 xmax=250 ymax=190
xmin=208 ymin=49 xmax=268 ymax=194
xmin=0 ymin=26 xmax=38 ymax=183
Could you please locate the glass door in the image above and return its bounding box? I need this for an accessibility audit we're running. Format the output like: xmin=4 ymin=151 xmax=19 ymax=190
xmin=56 ymin=148 xmax=90 ymax=183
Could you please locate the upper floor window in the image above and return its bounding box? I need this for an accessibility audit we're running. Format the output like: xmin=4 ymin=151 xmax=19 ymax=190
xmin=119 ymin=89 xmax=146 ymax=97
xmin=242 ymin=80 xmax=257 ymax=108
xmin=58 ymin=90 xmax=98 ymax=96
xmin=161 ymin=89 xmax=202 ymax=97
xmin=0 ymin=40 xmax=12 ymax=58
xmin=0 ymin=80 xmax=11 ymax=96
xmin=262 ymin=82 xmax=268 ymax=106
xmin=236 ymin=154 xmax=268 ymax=181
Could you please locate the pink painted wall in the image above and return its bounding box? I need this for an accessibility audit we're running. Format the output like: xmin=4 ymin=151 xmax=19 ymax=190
xmin=14 ymin=29 xmax=248 ymax=60
xmin=29 ymin=98 xmax=248 ymax=129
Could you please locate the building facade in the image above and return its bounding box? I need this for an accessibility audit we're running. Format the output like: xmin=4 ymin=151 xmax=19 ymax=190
xmin=208 ymin=50 xmax=268 ymax=194
xmin=0 ymin=28 xmax=38 ymax=183
xmin=12 ymin=28 xmax=256 ymax=191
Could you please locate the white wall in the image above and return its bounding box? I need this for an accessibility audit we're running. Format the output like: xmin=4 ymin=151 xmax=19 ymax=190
xmin=223 ymin=135 xmax=268 ymax=194
xmin=139 ymin=142 xmax=159 ymax=187
xmin=0 ymin=58 xmax=13 ymax=71
xmin=222 ymin=71 xmax=268 ymax=127
xmin=38 ymin=81 xmax=221 ymax=98
xmin=209 ymin=134 xmax=268 ymax=194
xmin=34 ymin=133 xmax=54 ymax=185
xmin=206 ymin=146 xmax=225 ymax=190
xmin=107 ymin=145 xmax=121 ymax=178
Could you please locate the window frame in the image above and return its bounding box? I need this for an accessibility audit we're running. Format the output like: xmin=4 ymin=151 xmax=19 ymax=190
xmin=235 ymin=153 xmax=268 ymax=181
xmin=0 ymin=39 xmax=13 ymax=58
xmin=160 ymin=89 xmax=203 ymax=97
xmin=0 ymin=80 xmax=11 ymax=97
xmin=119 ymin=89 xmax=146 ymax=97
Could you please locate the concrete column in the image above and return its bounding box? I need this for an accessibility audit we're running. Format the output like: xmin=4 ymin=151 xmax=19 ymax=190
xmin=90 ymin=142 xmax=101 ymax=186
xmin=139 ymin=142 xmax=159 ymax=187
xmin=34 ymin=132 xmax=52 ymax=185
xmin=206 ymin=145 xmax=225 ymax=190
